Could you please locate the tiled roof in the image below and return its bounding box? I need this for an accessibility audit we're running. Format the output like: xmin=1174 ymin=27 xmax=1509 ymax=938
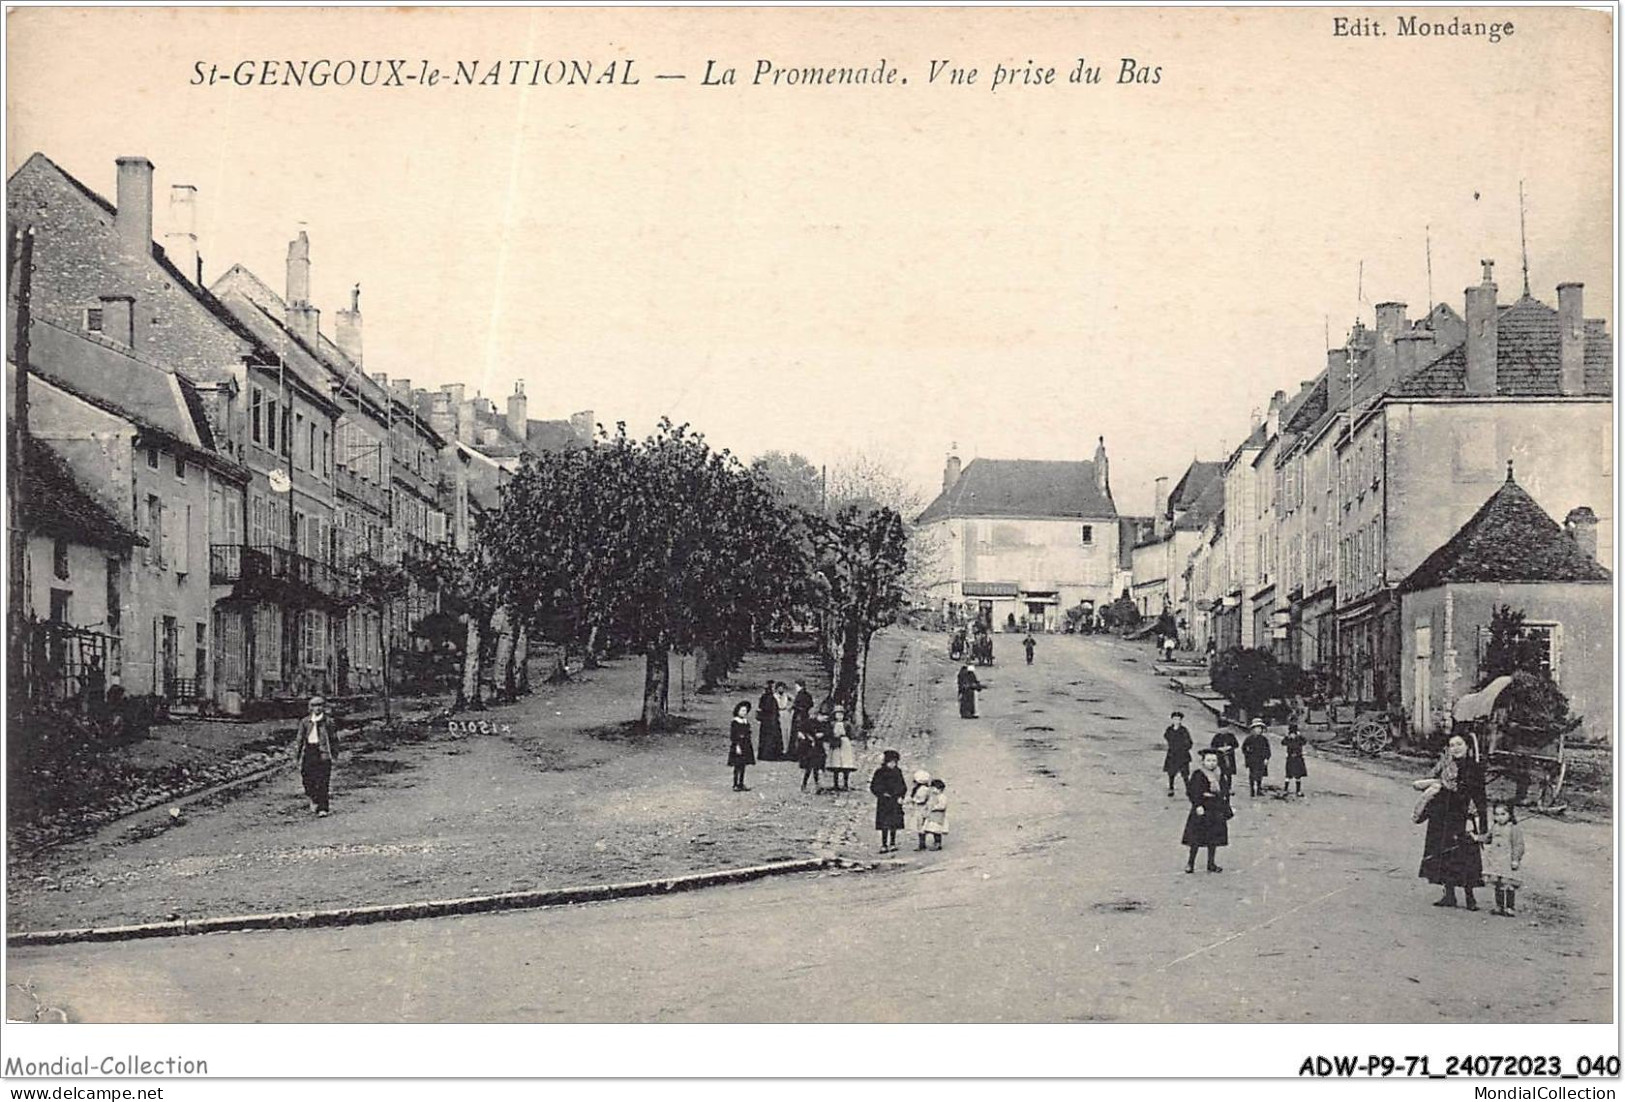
xmin=1400 ymin=474 xmax=1611 ymax=592
xmin=29 ymin=153 xmax=275 ymax=364
xmin=25 ymin=318 xmax=202 ymax=446
xmin=1168 ymin=461 xmax=1223 ymax=515
xmin=1173 ymin=472 xmax=1226 ymax=531
xmin=1389 ymin=296 xmax=1613 ymax=399
xmin=525 ymin=419 xmax=582 ymax=453
xmin=916 ymin=458 xmax=1117 ymax=524
xmin=20 ymin=435 xmax=143 ymax=549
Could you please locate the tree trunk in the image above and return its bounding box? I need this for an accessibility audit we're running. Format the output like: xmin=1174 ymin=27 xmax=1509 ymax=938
xmin=458 ymin=616 xmax=484 ymax=711
xmin=858 ymin=631 xmax=872 ymax=730
xmin=493 ymin=609 xmax=515 ymax=702
xmin=514 ymin=626 xmax=530 ymax=695
xmin=584 ymin=622 xmax=602 ymax=669
xmin=380 ymin=602 xmax=392 ymax=725
xmin=641 ymin=643 xmax=670 ymax=729
xmin=834 ymin=620 xmax=862 ymax=711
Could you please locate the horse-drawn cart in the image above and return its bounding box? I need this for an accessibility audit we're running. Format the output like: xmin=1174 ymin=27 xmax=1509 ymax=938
xmin=1454 ymin=676 xmax=1574 ymax=812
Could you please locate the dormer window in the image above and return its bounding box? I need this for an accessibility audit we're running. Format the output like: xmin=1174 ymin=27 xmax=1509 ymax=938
xmin=84 ymin=307 xmax=104 ymax=333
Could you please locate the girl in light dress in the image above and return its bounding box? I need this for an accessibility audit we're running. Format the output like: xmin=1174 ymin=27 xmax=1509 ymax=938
xmin=909 ymin=770 xmax=934 ymax=850
xmin=923 ymin=779 xmax=949 ymax=850
xmin=824 ymin=705 xmax=858 ymax=791
xmin=1479 ymin=801 xmax=1526 ymax=917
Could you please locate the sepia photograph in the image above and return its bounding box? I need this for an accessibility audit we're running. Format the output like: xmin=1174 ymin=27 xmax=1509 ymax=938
xmin=0 ymin=1 xmax=1617 ymax=1086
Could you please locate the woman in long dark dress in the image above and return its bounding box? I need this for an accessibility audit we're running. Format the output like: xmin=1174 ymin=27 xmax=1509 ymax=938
xmin=870 ymin=749 xmax=908 ymax=852
xmin=957 ymin=664 xmax=983 ymax=719
xmin=1182 ymin=748 xmax=1230 ymax=873
xmin=756 ymin=683 xmax=784 ymax=761
xmin=789 ymin=680 xmax=815 ymax=760
xmin=727 ymin=701 xmax=756 ymax=791
xmin=1416 ymin=733 xmax=1487 ymax=909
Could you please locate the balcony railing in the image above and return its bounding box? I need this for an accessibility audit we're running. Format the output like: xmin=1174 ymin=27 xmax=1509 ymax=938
xmin=210 ymin=543 xmax=353 ymax=601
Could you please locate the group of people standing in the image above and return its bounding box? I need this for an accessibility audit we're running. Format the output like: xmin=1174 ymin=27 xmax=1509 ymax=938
xmin=726 ymin=680 xmax=860 ymax=794
xmin=1414 ymin=733 xmax=1526 ymax=917
xmin=1161 ymin=710 xmax=1312 ymax=873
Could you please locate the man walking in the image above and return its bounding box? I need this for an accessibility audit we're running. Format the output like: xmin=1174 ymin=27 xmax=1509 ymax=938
xmin=293 ymin=695 xmax=340 ymax=817
xmin=1022 ymin=634 xmax=1036 ymax=665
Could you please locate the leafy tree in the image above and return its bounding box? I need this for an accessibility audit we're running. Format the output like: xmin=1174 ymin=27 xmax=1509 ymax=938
xmin=1099 ymin=591 xmax=1141 ymax=632
xmin=810 ymin=505 xmax=909 ymax=728
xmin=1478 ymin=605 xmax=1545 ymax=684
xmin=1209 ymin=646 xmax=1286 ymax=721
xmin=751 ymin=450 xmax=825 ymax=514
xmin=348 ymin=554 xmax=408 ymax=722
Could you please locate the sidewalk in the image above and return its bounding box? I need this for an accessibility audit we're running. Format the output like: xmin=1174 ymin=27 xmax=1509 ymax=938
xmin=6 ymin=633 xmax=920 ymax=935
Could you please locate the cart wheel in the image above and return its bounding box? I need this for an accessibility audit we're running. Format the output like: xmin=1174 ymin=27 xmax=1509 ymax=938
xmin=1352 ymin=718 xmax=1391 ymax=755
xmin=1537 ymin=760 xmax=1568 ymax=808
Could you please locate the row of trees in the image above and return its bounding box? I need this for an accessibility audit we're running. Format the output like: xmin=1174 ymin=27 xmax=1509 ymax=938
xmin=405 ymin=422 xmax=915 ymax=730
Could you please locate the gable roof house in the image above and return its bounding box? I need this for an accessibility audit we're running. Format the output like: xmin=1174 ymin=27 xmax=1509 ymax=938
xmin=916 ymin=440 xmax=1121 ymax=631
xmin=1398 ymin=468 xmax=1612 ymax=739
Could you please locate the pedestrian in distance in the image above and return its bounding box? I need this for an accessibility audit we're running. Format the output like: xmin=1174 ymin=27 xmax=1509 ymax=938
xmin=1414 ymin=733 xmax=1487 ymax=910
xmin=825 ymin=705 xmax=858 ymax=790
xmin=870 ymin=749 xmax=908 ymax=852
xmin=1023 ymin=634 xmax=1036 ymax=665
xmin=774 ymin=681 xmax=793 ymax=744
xmin=1242 ymin=719 xmax=1272 ymax=797
xmin=1182 ymin=748 xmax=1231 ymax=873
xmin=728 ymin=700 xmax=756 ymax=791
xmin=1209 ymin=726 xmax=1240 ymax=799
xmin=1162 ymin=710 xmax=1193 ymax=796
xmin=790 ymin=679 xmax=815 ymax=756
xmin=957 ymin=663 xmax=983 ymax=719
xmin=800 ymin=709 xmax=828 ymax=792
xmin=1479 ymin=801 xmax=1526 ymax=917
xmin=909 ymin=770 xmax=933 ymax=850
xmin=293 ymin=695 xmax=340 ymax=817
xmin=923 ymin=779 xmax=949 ymax=850
xmin=756 ymin=682 xmax=784 ymax=761
xmin=1281 ymin=720 xmax=1309 ymax=796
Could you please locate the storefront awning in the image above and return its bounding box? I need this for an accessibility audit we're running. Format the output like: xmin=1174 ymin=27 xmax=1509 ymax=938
xmin=1454 ymin=676 xmax=1513 ymax=723
xmin=963 ymin=581 xmax=1019 ymax=598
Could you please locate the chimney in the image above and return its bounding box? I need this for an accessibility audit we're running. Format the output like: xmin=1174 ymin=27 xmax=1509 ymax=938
xmin=371 ymin=372 xmax=389 ymax=390
xmin=1464 ymin=259 xmax=1499 ymax=397
xmin=390 ymin=378 xmax=412 ymax=404
xmin=1153 ymin=476 xmax=1171 ymax=537
xmin=1564 ymin=506 xmax=1598 ymax=561
xmin=335 ymin=283 xmax=363 ymax=365
xmin=164 ymin=185 xmax=199 ymax=286
xmin=114 ymin=157 xmax=154 ymax=255
xmin=943 ymin=451 xmax=962 ymax=494
xmin=480 ymin=426 xmax=500 ymax=448
xmin=1557 ymin=282 xmax=1585 ymax=396
xmin=1373 ymin=301 xmax=1407 ymax=388
xmin=1093 ymin=436 xmax=1110 ymax=499
xmin=98 ymin=295 xmax=134 ymax=348
xmin=428 ymin=392 xmax=457 ymax=440
xmin=1326 ymin=347 xmax=1348 ymax=378
xmin=1266 ymin=389 xmax=1286 ymax=438
xmin=506 ymin=380 xmax=528 ymax=439
xmin=457 ymin=400 xmax=476 ymax=443
xmin=1395 ymin=332 xmax=1432 ymax=379
xmin=285 ymin=231 xmax=319 ymax=344
xmin=569 ymin=410 xmax=594 ymax=444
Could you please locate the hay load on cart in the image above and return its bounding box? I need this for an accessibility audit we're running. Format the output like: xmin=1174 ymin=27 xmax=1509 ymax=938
xmin=1454 ymin=672 xmax=1580 ymax=813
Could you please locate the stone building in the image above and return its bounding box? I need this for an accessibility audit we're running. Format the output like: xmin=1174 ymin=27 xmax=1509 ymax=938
xmin=917 ymin=439 xmax=1120 ymax=632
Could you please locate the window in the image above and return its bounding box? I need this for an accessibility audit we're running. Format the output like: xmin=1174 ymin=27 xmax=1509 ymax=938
xmin=49 ymin=588 xmax=71 ymax=624
xmin=173 ymin=504 xmax=190 ymax=575
xmin=300 ymin=611 xmax=328 ymax=669
xmin=145 ymin=495 xmax=164 ymax=567
xmin=1079 ymin=525 xmax=1093 ymax=546
xmin=84 ymin=307 xmax=104 ymax=334
xmin=174 ymin=455 xmax=186 ymax=480
xmin=1477 ymin=622 xmax=1563 ymax=684
xmin=52 ymin=538 xmax=69 ymax=580
xmin=282 ymin=407 xmax=292 ymax=456
xmin=251 ymin=387 xmax=263 ymax=444
xmin=321 ymin=430 xmax=331 ymax=478
xmin=147 ymin=445 xmax=160 ymax=469
xmin=266 ymin=398 xmax=278 ymax=452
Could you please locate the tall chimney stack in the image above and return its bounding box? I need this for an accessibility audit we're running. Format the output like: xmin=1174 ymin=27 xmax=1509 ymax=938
xmin=1153 ymin=476 xmax=1171 ymax=537
xmin=1464 ymin=260 xmax=1499 ymax=397
xmin=164 ymin=184 xmax=199 ymax=285
xmin=335 ymin=283 xmax=363 ymax=365
xmin=506 ymin=380 xmax=529 ymax=440
xmin=1373 ymin=301 xmax=1407 ymax=389
xmin=1557 ymin=282 xmax=1585 ymax=396
xmin=1564 ymin=506 xmax=1598 ymax=562
xmin=115 ymin=157 xmax=155 ymax=256
xmin=1093 ymin=436 xmax=1110 ymax=500
xmin=1395 ymin=331 xmax=1432 ymax=380
xmin=943 ymin=451 xmax=962 ymax=494
xmin=285 ymin=231 xmax=320 ymax=344
xmin=570 ymin=411 xmax=595 ymax=444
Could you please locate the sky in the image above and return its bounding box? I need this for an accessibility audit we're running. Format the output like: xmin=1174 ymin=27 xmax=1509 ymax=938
xmin=6 ymin=6 xmax=1614 ymax=516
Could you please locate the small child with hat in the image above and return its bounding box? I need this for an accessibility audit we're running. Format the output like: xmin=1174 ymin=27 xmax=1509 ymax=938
xmin=910 ymin=770 xmax=934 ymax=850
xmin=923 ymin=779 xmax=949 ymax=850
xmin=1241 ymin=718 xmax=1272 ymax=797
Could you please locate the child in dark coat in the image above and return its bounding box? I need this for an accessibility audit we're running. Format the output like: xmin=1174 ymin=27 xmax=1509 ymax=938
xmin=870 ymin=749 xmax=908 ymax=852
xmin=800 ymin=710 xmax=828 ymax=792
xmin=1282 ymin=722 xmax=1308 ymax=796
xmin=1241 ymin=720 xmax=1272 ymax=797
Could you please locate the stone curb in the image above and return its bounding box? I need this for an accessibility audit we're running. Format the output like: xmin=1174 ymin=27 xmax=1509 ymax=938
xmin=8 ymin=856 xmax=879 ymax=949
